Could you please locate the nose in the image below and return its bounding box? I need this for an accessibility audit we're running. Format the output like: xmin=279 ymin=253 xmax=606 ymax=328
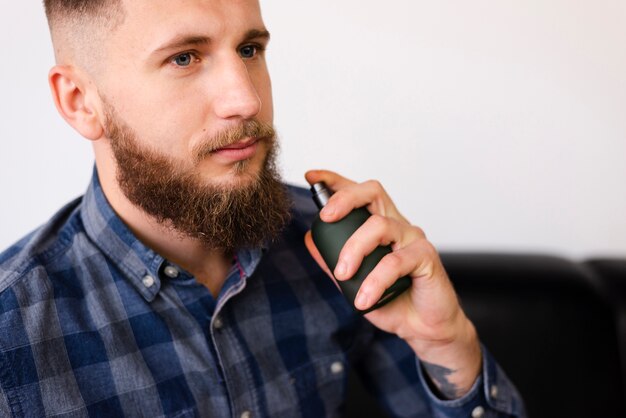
xmin=212 ymin=56 xmax=262 ymax=121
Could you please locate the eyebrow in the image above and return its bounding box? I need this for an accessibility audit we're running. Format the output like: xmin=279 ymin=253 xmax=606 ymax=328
xmin=151 ymin=28 xmax=271 ymax=56
xmin=243 ymin=29 xmax=271 ymax=42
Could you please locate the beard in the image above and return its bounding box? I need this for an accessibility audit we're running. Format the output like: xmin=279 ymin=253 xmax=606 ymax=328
xmin=102 ymin=103 xmax=291 ymax=251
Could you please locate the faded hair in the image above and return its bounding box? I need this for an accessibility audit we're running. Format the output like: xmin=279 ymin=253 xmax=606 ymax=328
xmin=43 ymin=0 xmax=125 ymax=67
xmin=43 ymin=0 xmax=123 ymax=30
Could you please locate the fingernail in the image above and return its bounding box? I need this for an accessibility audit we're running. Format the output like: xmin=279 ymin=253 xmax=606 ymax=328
xmin=321 ymin=206 xmax=334 ymax=218
xmin=335 ymin=260 xmax=347 ymax=278
xmin=355 ymin=292 xmax=369 ymax=310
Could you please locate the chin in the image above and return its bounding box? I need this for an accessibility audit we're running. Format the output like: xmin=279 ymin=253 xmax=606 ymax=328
xmin=226 ymin=164 xmax=263 ymax=188
xmin=197 ymin=157 xmax=264 ymax=189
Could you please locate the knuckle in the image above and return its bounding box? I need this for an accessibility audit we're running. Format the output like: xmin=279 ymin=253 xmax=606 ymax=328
xmin=412 ymin=225 xmax=427 ymax=239
xmin=332 ymin=189 xmax=355 ymax=208
xmin=344 ymin=237 xmax=367 ymax=258
xmin=368 ymin=214 xmax=388 ymax=230
xmin=424 ymin=239 xmax=438 ymax=254
xmin=419 ymin=239 xmax=439 ymax=260
xmin=365 ymin=179 xmax=384 ymax=193
xmin=340 ymin=239 xmax=357 ymax=259
xmin=365 ymin=271 xmax=386 ymax=291
xmin=382 ymin=252 xmax=403 ymax=270
xmin=328 ymin=192 xmax=343 ymax=207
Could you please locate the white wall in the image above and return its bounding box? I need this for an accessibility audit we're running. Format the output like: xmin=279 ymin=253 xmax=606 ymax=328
xmin=1 ymin=1 xmax=625 ymax=259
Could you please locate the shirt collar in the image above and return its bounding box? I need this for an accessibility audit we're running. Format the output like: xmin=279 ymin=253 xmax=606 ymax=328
xmin=80 ymin=167 xmax=263 ymax=302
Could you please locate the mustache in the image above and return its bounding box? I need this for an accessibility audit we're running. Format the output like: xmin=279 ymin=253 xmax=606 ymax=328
xmin=193 ymin=120 xmax=276 ymax=162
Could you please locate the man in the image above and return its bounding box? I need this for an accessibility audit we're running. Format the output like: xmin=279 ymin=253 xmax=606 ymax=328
xmin=0 ymin=0 xmax=525 ymax=417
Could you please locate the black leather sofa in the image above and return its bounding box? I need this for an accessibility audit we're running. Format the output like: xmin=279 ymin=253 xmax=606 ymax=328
xmin=345 ymin=253 xmax=626 ymax=418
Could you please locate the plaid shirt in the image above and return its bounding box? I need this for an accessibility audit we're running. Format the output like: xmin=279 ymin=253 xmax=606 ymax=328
xmin=0 ymin=171 xmax=524 ymax=418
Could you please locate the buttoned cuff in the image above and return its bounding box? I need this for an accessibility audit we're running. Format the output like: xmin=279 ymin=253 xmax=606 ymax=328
xmin=416 ymin=344 xmax=527 ymax=418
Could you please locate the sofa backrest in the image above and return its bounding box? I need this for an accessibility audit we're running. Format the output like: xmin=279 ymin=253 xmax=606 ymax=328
xmin=442 ymin=253 xmax=626 ymax=418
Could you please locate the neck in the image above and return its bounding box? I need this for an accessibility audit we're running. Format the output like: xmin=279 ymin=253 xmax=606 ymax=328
xmin=95 ymin=158 xmax=232 ymax=298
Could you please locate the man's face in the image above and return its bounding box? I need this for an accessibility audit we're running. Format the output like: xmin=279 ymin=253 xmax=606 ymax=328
xmin=99 ymin=0 xmax=274 ymax=187
xmin=91 ymin=0 xmax=291 ymax=250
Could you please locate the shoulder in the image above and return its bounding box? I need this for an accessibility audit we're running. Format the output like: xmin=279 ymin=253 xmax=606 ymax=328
xmin=262 ymin=183 xmax=318 ymax=258
xmin=0 ymin=196 xmax=84 ymax=295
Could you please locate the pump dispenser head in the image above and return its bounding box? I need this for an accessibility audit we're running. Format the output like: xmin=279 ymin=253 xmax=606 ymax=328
xmin=310 ymin=182 xmax=332 ymax=209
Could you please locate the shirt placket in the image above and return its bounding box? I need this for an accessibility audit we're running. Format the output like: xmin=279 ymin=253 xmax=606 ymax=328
xmin=209 ymin=262 xmax=259 ymax=418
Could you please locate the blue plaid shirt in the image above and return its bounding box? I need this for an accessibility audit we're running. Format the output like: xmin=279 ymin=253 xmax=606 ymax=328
xmin=0 ymin=171 xmax=524 ymax=418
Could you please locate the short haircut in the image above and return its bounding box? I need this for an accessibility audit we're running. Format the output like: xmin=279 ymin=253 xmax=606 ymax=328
xmin=43 ymin=0 xmax=122 ymax=31
xmin=43 ymin=0 xmax=125 ymax=68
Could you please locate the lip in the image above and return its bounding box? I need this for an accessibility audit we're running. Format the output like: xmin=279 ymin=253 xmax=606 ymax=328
xmin=212 ymin=137 xmax=261 ymax=162
xmin=218 ymin=137 xmax=259 ymax=150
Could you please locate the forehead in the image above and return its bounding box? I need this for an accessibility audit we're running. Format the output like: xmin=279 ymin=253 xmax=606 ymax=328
xmin=116 ymin=0 xmax=264 ymax=47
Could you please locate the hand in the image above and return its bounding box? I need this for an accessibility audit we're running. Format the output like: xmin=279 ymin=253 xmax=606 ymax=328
xmin=304 ymin=169 xmax=482 ymax=399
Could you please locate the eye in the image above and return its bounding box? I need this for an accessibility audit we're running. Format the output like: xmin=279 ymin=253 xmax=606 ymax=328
xmin=171 ymin=52 xmax=196 ymax=67
xmin=239 ymin=44 xmax=262 ymax=59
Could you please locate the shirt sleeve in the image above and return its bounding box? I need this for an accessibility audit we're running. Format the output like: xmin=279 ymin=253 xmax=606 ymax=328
xmin=415 ymin=344 xmax=527 ymax=418
xmin=353 ymin=327 xmax=527 ymax=418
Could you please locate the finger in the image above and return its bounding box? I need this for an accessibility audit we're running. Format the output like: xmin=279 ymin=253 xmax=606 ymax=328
xmin=305 ymin=169 xmax=356 ymax=191
xmin=304 ymin=231 xmax=341 ymax=291
xmin=306 ymin=170 xmax=407 ymax=223
xmin=318 ymin=180 xmax=404 ymax=223
xmin=334 ymin=215 xmax=422 ymax=281
xmin=353 ymin=240 xmax=434 ymax=311
xmin=320 ymin=181 xmax=384 ymax=222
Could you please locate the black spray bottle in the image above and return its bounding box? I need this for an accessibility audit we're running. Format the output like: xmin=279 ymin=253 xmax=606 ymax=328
xmin=310 ymin=182 xmax=412 ymax=314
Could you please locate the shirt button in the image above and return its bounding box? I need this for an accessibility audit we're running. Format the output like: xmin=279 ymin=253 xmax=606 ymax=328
xmin=330 ymin=361 xmax=344 ymax=375
xmin=240 ymin=411 xmax=252 ymax=418
xmin=471 ymin=406 xmax=485 ymax=418
xmin=213 ymin=316 xmax=224 ymax=330
xmin=142 ymin=275 xmax=155 ymax=288
xmin=490 ymin=384 xmax=498 ymax=399
xmin=163 ymin=265 xmax=179 ymax=278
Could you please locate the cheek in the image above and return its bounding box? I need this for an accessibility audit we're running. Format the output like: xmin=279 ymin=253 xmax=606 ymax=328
xmin=111 ymin=82 xmax=211 ymax=154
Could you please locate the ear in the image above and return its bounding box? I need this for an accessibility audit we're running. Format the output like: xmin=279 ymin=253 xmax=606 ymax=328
xmin=48 ymin=65 xmax=104 ymax=141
